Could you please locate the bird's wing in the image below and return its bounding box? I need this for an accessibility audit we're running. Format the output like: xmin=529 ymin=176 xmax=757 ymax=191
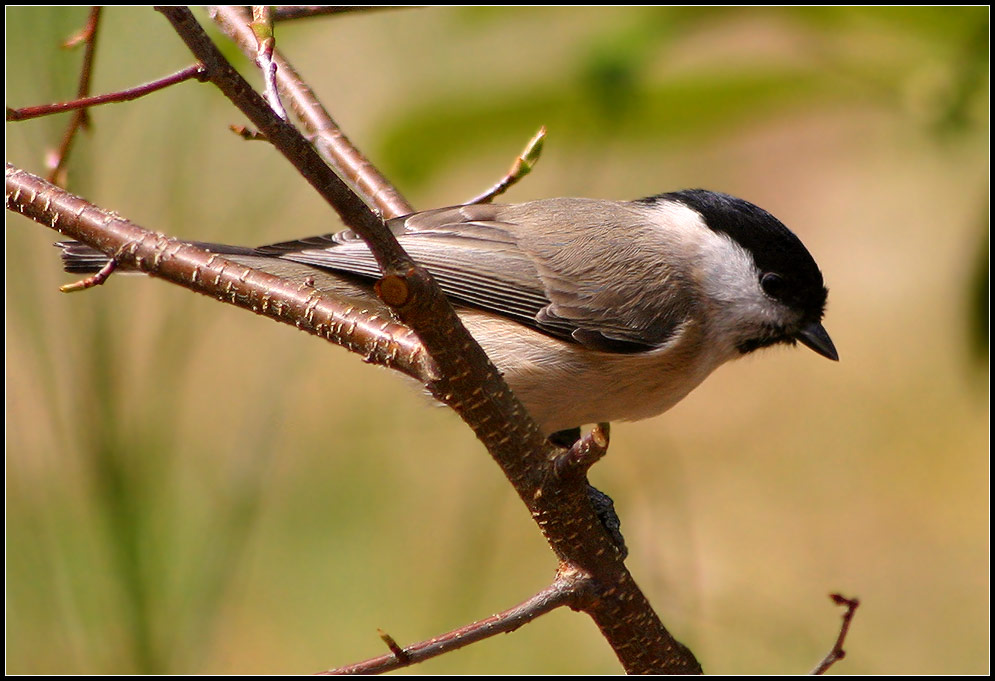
xmin=262 ymin=201 xmax=692 ymax=353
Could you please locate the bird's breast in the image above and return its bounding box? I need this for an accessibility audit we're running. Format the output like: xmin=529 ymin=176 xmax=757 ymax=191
xmin=459 ymin=309 xmax=728 ymax=434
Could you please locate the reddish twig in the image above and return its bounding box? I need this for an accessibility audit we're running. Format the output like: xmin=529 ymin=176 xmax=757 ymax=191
xmin=46 ymin=6 xmax=102 ymax=185
xmin=811 ymin=593 xmax=860 ymax=675
xmin=6 ymin=64 xmax=208 ymax=122
xmin=59 ymin=257 xmax=118 ymax=293
xmin=465 ymin=126 xmax=547 ymax=205
xmin=320 ymin=575 xmax=582 ymax=675
xmin=61 ymin=7 xmax=101 ymax=120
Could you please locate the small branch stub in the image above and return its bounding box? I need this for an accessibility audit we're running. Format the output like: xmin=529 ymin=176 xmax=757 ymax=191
xmin=376 ymin=628 xmax=410 ymax=664
xmin=376 ymin=273 xmax=412 ymax=308
xmin=551 ymin=422 xmax=611 ymax=480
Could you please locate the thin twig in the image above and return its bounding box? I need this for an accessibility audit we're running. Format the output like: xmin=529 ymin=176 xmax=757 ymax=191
xmin=320 ymin=575 xmax=582 ymax=675
xmin=59 ymin=257 xmax=118 ymax=293
xmin=811 ymin=593 xmax=860 ymax=675
xmin=465 ymin=126 xmax=547 ymax=205
xmin=7 ymin=64 xmax=208 ymax=122
xmin=250 ymin=6 xmax=288 ymax=120
xmin=61 ymin=6 xmax=102 ymax=122
xmin=47 ymin=6 xmax=102 ymax=185
xmin=209 ymin=5 xmax=414 ymax=218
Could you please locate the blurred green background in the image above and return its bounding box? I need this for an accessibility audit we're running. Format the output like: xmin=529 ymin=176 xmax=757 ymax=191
xmin=5 ymin=6 xmax=988 ymax=675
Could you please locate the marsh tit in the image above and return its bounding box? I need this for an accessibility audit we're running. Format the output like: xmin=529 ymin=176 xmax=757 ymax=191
xmin=58 ymin=189 xmax=837 ymax=436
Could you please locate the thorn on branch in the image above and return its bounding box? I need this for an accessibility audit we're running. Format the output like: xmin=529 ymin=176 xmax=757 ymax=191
xmin=811 ymin=593 xmax=860 ymax=675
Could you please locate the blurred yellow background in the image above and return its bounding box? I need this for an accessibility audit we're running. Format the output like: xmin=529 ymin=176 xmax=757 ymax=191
xmin=6 ymin=6 xmax=988 ymax=675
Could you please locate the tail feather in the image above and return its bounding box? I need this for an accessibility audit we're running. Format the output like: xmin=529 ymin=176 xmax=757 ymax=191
xmin=54 ymin=240 xmax=255 ymax=274
xmin=55 ymin=241 xmax=111 ymax=274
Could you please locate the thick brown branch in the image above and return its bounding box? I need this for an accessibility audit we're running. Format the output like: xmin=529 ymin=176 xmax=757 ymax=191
xmin=5 ymin=164 xmax=431 ymax=383
xmin=320 ymin=573 xmax=582 ymax=675
xmin=209 ymin=5 xmax=414 ymax=218
xmin=6 ymin=64 xmax=208 ymax=122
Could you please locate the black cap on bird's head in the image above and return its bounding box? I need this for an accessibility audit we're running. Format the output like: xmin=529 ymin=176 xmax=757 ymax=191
xmin=643 ymin=189 xmax=838 ymax=361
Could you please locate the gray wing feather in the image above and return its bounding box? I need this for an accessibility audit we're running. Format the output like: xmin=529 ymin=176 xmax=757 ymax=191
xmin=265 ymin=200 xmax=692 ymax=352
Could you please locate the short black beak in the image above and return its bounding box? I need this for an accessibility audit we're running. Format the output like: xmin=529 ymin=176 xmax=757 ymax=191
xmin=797 ymin=321 xmax=839 ymax=361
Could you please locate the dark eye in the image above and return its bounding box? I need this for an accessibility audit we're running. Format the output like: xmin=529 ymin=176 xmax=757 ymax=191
xmin=761 ymin=272 xmax=786 ymax=298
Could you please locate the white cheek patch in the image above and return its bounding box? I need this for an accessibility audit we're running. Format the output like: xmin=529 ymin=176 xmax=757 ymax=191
xmin=649 ymin=204 xmax=793 ymax=352
xmin=644 ymin=202 xmax=764 ymax=310
xmin=700 ymin=232 xmax=764 ymax=307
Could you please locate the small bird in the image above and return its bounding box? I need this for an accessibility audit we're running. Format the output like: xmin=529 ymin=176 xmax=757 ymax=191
xmin=58 ymin=189 xmax=837 ymax=438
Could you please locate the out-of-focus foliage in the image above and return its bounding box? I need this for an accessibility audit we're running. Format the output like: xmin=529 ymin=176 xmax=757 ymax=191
xmin=5 ymin=6 xmax=988 ymax=675
xmin=376 ymin=7 xmax=987 ymax=187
